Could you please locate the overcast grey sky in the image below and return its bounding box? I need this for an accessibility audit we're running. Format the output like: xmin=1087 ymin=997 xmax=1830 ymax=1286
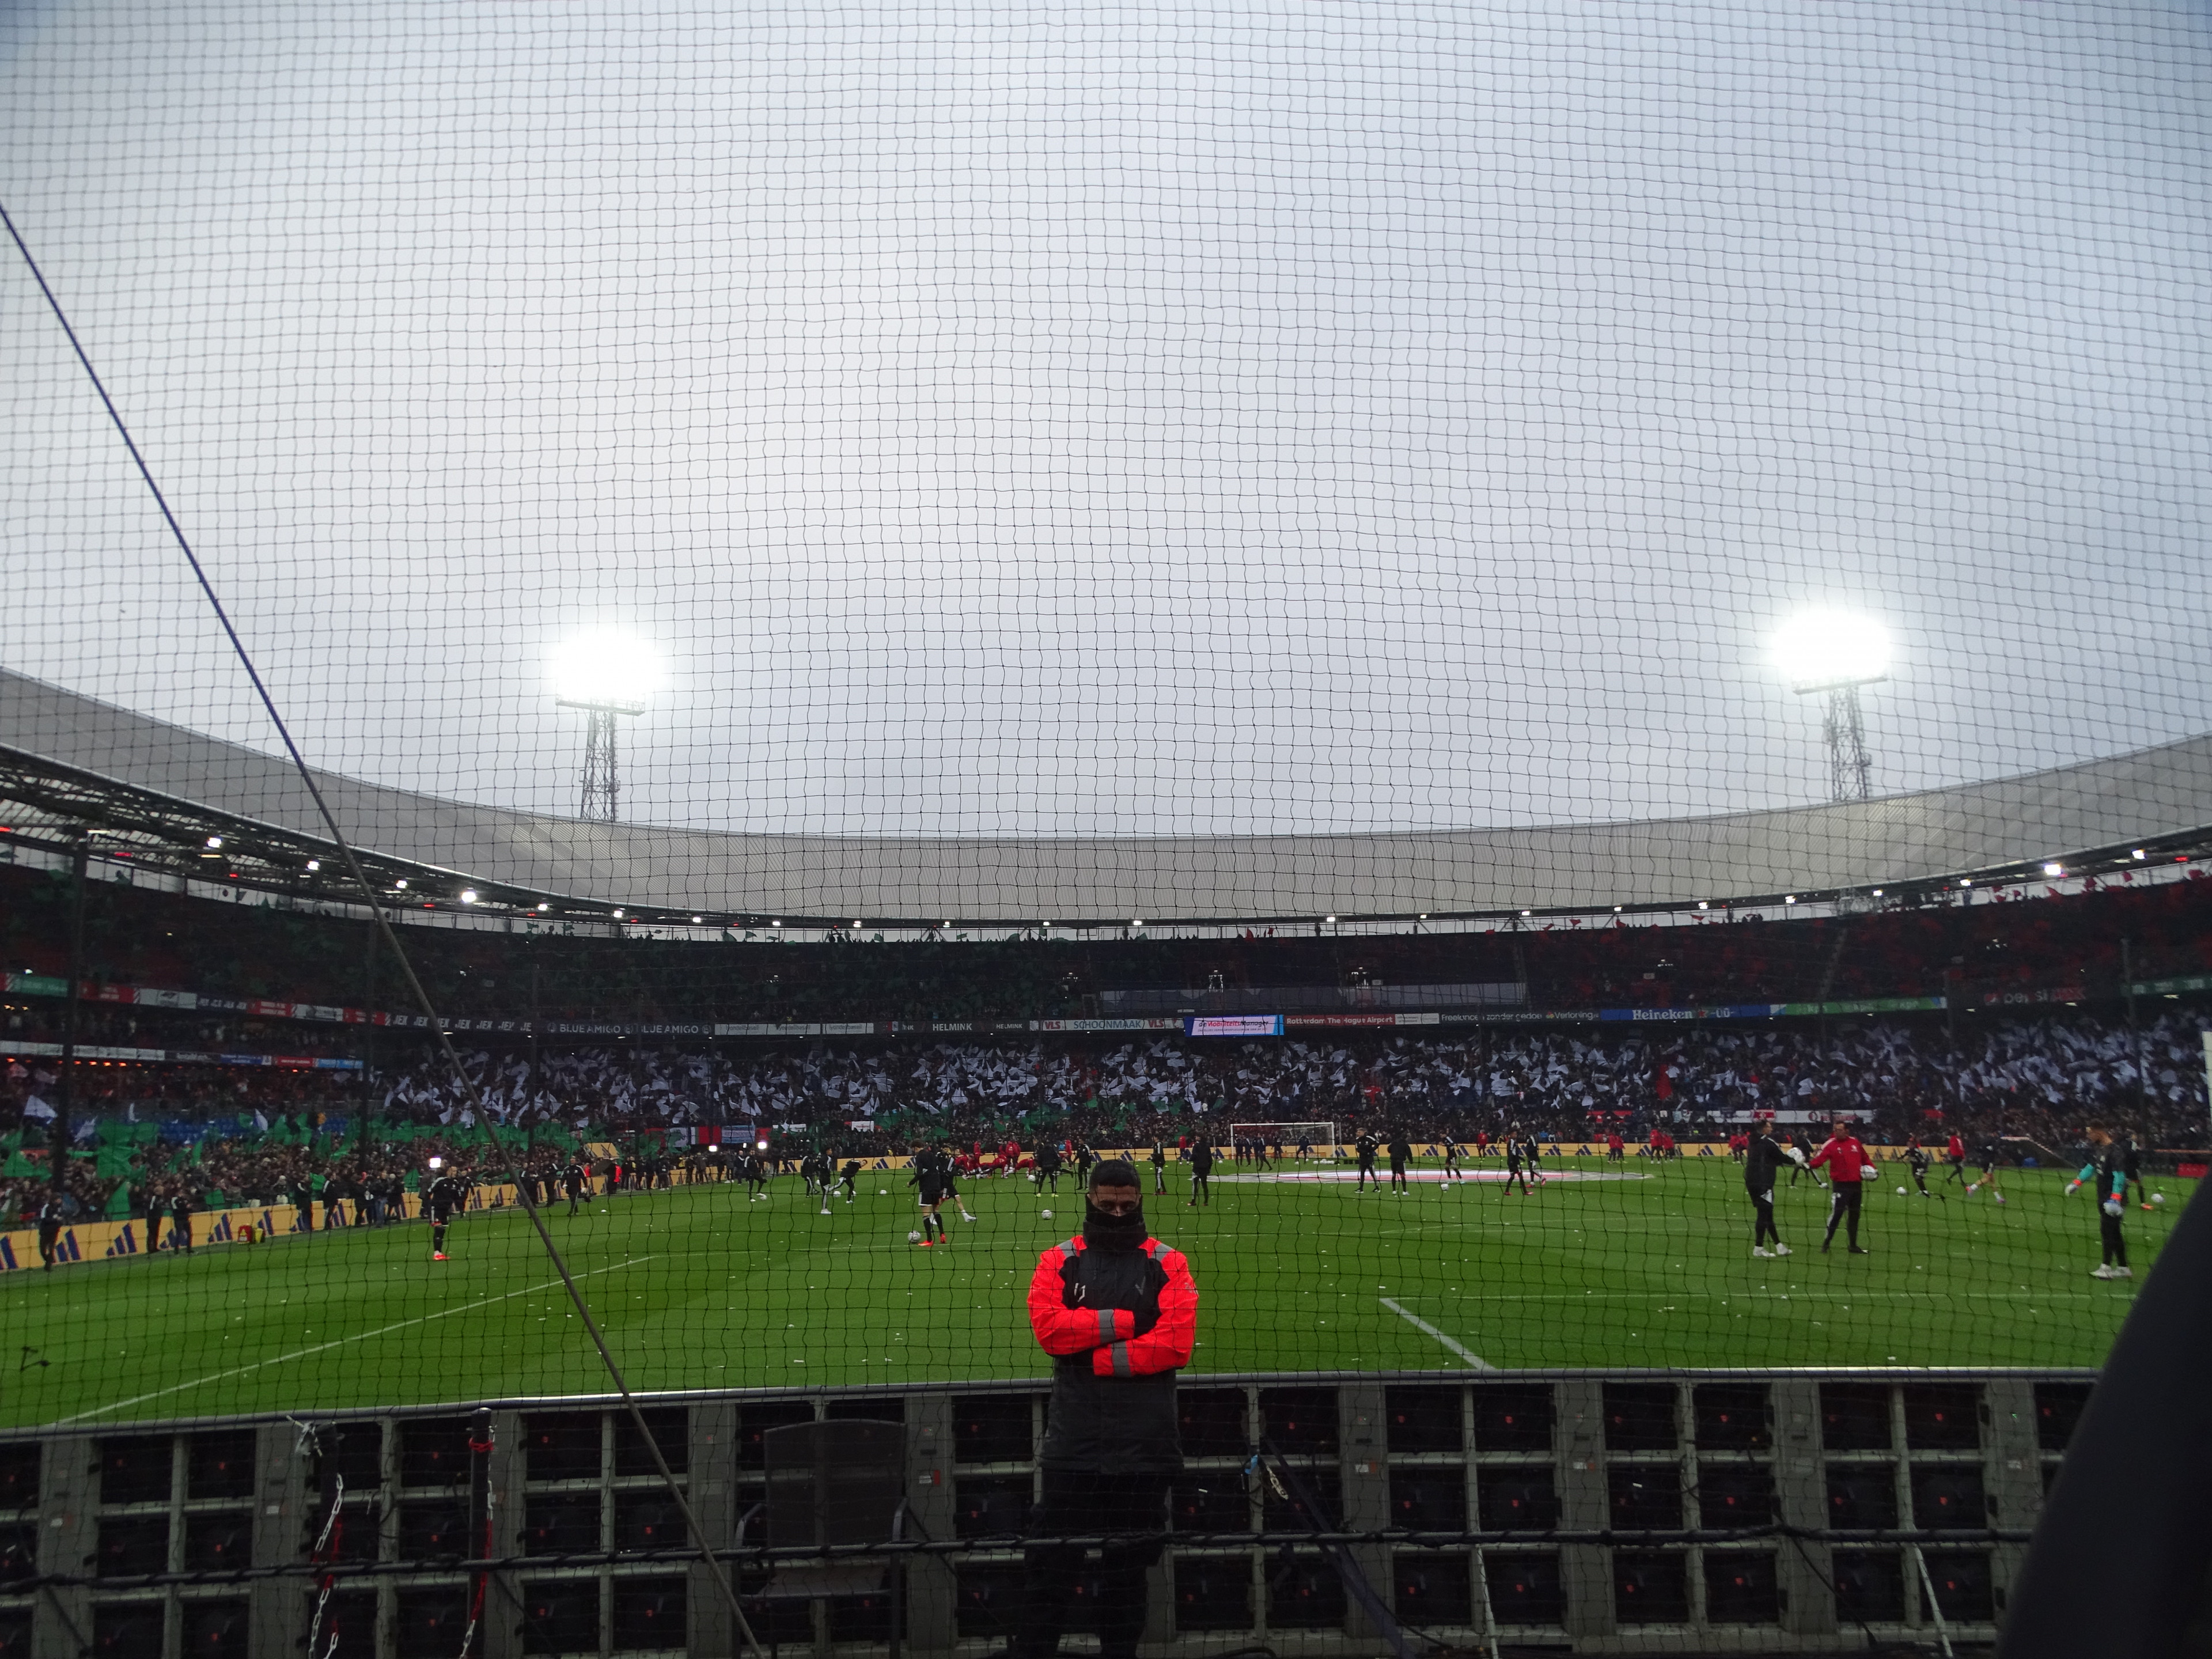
xmin=3 ymin=0 xmax=2209 ymax=836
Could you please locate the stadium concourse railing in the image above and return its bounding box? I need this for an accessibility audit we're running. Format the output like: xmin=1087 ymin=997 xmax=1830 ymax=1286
xmin=0 ymin=1370 xmax=2085 ymax=1659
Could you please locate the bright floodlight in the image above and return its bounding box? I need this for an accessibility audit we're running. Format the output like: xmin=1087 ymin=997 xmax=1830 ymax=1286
xmin=1775 ymin=609 xmax=1891 ymax=692
xmin=551 ymin=629 xmax=662 ymax=714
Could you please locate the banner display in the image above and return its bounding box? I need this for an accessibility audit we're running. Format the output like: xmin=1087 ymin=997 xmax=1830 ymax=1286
xmin=1186 ymin=1014 xmax=1285 ymax=1037
xmin=0 ymin=1041 xmax=361 ymax=1069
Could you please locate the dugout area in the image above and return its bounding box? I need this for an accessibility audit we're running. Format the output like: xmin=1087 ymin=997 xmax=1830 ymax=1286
xmin=0 ymin=1370 xmax=2087 ymax=1658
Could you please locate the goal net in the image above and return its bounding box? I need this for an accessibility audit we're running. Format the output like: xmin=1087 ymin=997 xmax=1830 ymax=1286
xmin=1231 ymin=1122 xmax=1339 ymax=1158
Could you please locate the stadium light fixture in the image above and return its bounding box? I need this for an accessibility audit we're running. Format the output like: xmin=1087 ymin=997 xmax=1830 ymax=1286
xmin=1325 ymin=915 xmax=1336 ymax=925
xmin=2043 ymin=861 xmax=2063 ymax=877
xmin=1784 ymin=895 xmax=1796 ymax=904
xmin=552 ymin=628 xmax=663 ymax=822
xmin=692 ymin=915 xmax=702 ymax=924
xmin=1776 ymin=609 xmax=1889 ymax=802
xmin=305 ymin=859 xmax=320 ymax=872
xmin=205 ymin=835 xmax=222 ymax=850
xmin=1775 ymin=609 xmax=1890 ymax=693
xmin=426 ymin=1156 xmax=443 ymax=1171
xmin=1520 ymin=910 xmax=1531 ymax=917
xmin=537 ymin=902 xmax=549 ymax=911
xmin=772 ymin=920 xmax=782 ymax=928
xmin=460 ymin=889 xmax=478 ymax=904
xmin=1132 ymin=918 xmax=1144 ymax=928
xmin=394 ymin=878 xmax=407 ymax=890
xmin=550 ymin=629 xmax=661 ymax=715
xmin=1697 ymin=901 xmax=1709 ymax=911
xmin=2133 ymin=848 xmax=2147 ymax=859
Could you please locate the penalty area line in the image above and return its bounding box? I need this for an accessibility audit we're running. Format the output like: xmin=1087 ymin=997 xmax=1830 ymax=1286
xmin=58 ymin=1256 xmax=655 ymax=1425
xmin=1380 ymin=1297 xmax=1497 ymax=1372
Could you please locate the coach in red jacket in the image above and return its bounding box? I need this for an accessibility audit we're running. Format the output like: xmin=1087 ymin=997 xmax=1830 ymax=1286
xmin=1809 ymin=1119 xmax=1873 ymax=1255
xmin=1014 ymin=1158 xmax=1199 ymax=1659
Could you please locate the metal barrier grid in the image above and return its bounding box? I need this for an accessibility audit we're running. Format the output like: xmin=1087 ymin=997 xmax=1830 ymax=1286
xmin=0 ymin=1369 xmax=2092 ymax=1658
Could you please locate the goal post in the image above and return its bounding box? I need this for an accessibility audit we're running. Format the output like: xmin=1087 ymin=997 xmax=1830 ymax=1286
xmin=1230 ymin=1122 xmax=1339 ymax=1159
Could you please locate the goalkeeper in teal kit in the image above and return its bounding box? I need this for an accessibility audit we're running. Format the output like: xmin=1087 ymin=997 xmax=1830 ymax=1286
xmin=2067 ymin=1124 xmax=2134 ymax=1281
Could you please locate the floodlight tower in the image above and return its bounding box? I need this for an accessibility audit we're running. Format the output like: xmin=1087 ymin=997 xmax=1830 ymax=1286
xmin=551 ymin=632 xmax=661 ymax=823
xmin=1775 ymin=611 xmax=1889 ymax=803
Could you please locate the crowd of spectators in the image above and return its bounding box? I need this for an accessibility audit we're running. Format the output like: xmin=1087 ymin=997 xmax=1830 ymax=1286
xmin=369 ymin=1007 xmax=2211 ymax=1153
xmin=6 ymin=1009 xmax=2205 ymax=1230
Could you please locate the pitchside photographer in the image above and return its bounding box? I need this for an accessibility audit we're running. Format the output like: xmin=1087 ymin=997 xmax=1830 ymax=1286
xmin=1014 ymin=1159 xmax=1198 ymax=1659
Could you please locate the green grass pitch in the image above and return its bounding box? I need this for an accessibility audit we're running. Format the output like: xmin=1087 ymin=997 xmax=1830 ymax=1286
xmin=2 ymin=1160 xmax=2181 ymax=1428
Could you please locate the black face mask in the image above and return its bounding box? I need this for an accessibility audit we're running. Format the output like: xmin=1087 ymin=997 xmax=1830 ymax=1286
xmin=1083 ymin=1200 xmax=1147 ymax=1252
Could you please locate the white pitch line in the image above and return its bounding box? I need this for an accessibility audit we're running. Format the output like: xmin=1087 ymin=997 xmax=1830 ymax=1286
xmin=1380 ymin=1297 xmax=1497 ymax=1372
xmin=58 ymin=1256 xmax=654 ymax=1425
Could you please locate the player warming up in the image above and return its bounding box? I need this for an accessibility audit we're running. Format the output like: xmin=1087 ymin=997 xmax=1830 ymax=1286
xmin=1387 ymin=1131 xmax=1412 ymax=1195
xmin=1809 ymin=1120 xmax=1872 ymax=1254
xmin=910 ymin=1146 xmax=952 ymax=1247
xmin=1965 ymin=1140 xmax=2008 ymax=1204
xmin=1905 ymin=1138 xmax=1938 ymax=1198
xmin=425 ymin=1164 xmax=466 ymax=1261
xmin=1745 ymin=1120 xmax=1798 ymax=1256
xmin=1502 ymin=1132 xmax=1532 ymax=1197
xmin=1354 ymin=1132 xmax=1381 ymax=1192
xmin=1187 ymin=1139 xmax=1214 ymax=1207
xmin=2068 ymin=1124 xmax=2134 ymax=1279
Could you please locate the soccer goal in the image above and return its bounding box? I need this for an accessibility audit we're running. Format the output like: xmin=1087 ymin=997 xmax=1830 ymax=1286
xmin=1231 ymin=1122 xmax=1339 ymax=1160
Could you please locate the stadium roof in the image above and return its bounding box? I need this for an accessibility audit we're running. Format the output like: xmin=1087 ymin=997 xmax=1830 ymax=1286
xmin=5 ymin=665 xmax=2212 ymax=927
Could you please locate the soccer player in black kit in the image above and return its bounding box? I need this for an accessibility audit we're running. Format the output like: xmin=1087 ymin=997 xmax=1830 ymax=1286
xmin=910 ymin=1147 xmax=952 ymax=1246
xmin=1187 ymin=1139 xmax=1214 ymax=1206
xmin=1354 ymin=1132 xmax=1381 ymax=1191
xmin=1905 ymin=1138 xmax=1937 ymax=1198
xmin=426 ymin=1169 xmax=466 ymax=1260
xmin=1502 ymin=1132 xmax=1531 ymax=1196
xmin=1744 ymin=1120 xmax=1794 ymax=1257
xmin=1387 ymin=1131 xmax=1412 ymax=1195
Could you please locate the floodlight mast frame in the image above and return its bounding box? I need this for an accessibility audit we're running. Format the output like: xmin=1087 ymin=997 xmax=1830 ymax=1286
xmin=1793 ymin=673 xmax=1885 ymax=804
xmin=557 ymin=696 xmax=643 ymax=823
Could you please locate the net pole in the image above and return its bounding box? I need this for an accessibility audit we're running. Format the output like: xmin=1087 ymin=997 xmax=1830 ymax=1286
xmin=358 ymin=910 xmax=376 ymax=1162
xmin=51 ymin=830 xmax=88 ymax=1202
